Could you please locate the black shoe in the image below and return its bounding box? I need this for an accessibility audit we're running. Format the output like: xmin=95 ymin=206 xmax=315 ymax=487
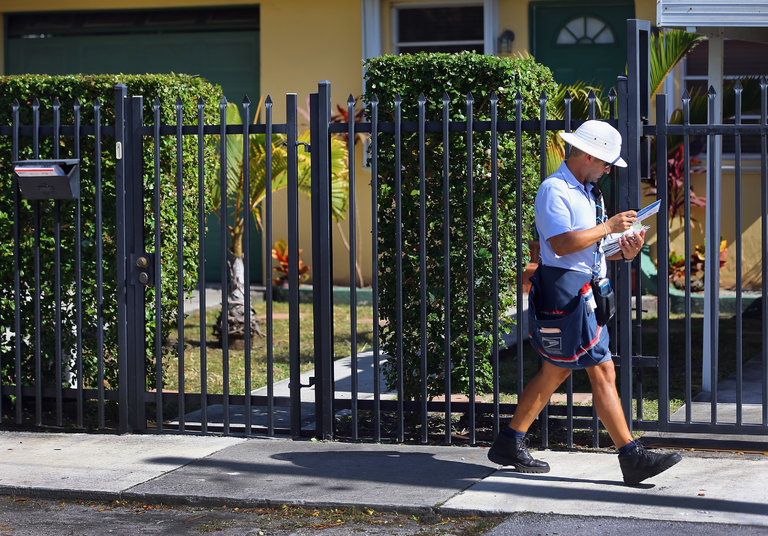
xmin=487 ymin=432 xmax=550 ymax=473
xmin=619 ymin=442 xmax=682 ymax=485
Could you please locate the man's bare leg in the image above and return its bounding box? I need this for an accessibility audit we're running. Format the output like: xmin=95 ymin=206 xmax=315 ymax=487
xmin=509 ymin=360 xmax=572 ymax=433
xmin=487 ymin=360 xmax=571 ymax=472
xmin=585 ymin=360 xmax=633 ymax=448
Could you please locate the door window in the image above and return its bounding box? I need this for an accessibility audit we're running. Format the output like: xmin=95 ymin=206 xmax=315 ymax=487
xmin=556 ymin=16 xmax=615 ymax=45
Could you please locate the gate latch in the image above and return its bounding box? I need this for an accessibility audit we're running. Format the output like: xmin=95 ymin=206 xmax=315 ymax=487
xmin=131 ymin=253 xmax=155 ymax=288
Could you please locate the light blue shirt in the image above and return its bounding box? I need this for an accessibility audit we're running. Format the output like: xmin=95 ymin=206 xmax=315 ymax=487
xmin=534 ymin=161 xmax=606 ymax=277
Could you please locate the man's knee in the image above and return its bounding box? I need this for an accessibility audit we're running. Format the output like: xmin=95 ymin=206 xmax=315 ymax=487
xmin=586 ymin=360 xmax=616 ymax=386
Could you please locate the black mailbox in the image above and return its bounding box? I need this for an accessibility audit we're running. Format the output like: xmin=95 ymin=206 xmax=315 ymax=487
xmin=13 ymin=159 xmax=80 ymax=200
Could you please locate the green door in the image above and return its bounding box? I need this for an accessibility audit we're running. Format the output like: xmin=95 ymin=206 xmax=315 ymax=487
xmin=530 ymin=1 xmax=634 ymax=90
xmin=5 ymin=8 xmax=261 ymax=284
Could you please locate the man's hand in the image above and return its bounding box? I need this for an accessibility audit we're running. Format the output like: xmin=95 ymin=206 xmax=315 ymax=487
xmin=617 ymin=228 xmax=646 ymax=261
xmin=605 ymin=210 xmax=637 ymax=234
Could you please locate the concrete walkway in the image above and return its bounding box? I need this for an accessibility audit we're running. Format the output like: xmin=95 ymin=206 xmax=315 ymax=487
xmin=0 ymin=431 xmax=767 ymax=529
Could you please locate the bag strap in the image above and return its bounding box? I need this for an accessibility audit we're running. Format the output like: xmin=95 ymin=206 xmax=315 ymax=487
xmin=591 ymin=183 xmax=606 ymax=277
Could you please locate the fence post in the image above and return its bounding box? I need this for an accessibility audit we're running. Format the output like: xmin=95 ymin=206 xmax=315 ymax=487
xmin=114 ymin=85 xmax=129 ymax=432
xmin=620 ymin=19 xmax=651 ymax=432
xmin=286 ymin=93 xmax=302 ymax=437
xmin=311 ymin=81 xmax=335 ymax=439
xmin=115 ymin=86 xmax=147 ymax=433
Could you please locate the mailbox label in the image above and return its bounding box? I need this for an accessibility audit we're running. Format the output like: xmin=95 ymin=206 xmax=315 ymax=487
xmin=15 ymin=165 xmax=65 ymax=177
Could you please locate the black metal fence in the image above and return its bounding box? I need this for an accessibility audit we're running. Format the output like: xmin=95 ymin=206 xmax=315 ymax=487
xmin=2 ymin=20 xmax=767 ymax=444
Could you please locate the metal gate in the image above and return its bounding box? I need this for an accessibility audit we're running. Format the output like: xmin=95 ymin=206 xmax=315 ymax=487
xmin=2 ymin=20 xmax=767 ymax=443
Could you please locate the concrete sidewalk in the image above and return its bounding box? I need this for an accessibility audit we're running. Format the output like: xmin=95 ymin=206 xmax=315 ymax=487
xmin=1 ymin=431 xmax=767 ymax=529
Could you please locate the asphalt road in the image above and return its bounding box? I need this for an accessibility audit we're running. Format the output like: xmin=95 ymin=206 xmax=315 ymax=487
xmin=2 ymin=496 xmax=767 ymax=536
xmin=0 ymin=496 xmax=501 ymax=536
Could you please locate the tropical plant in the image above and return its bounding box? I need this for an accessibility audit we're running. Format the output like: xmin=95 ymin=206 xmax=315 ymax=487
xmin=545 ymin=81 xmax=610 ymax=175
xmin=271 ymin=238 xmax=310 ymax=287
xmin=210 ymin=100 xmax=348 ymax=346
xmin=668 ymin=240 xmax=727 ymax=291
xmin=645 ymin=145 xmax=706 ymax=226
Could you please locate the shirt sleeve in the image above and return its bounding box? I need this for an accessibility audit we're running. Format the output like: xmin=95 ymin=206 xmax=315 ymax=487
xmin=535 ymin=180 xmax=574 ymax=241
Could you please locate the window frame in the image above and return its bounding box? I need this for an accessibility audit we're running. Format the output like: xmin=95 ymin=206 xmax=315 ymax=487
xmin=391 ymin=0 xmax=497 ymax=55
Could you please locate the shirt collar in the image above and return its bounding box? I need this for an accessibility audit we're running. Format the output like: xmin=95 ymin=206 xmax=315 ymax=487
xmin=556 ymin=161 xmax=594 ymax=197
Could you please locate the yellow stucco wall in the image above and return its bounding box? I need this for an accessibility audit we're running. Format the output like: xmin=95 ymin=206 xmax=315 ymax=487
xmin=259 ymin=0 xmax=369 ymax=287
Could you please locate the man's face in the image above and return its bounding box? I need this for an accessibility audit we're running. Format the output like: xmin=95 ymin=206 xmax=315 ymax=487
xmin=586 ymin=154 xmax=612 ymax=183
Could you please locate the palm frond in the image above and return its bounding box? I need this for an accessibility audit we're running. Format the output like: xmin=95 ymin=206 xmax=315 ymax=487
xmin=650 ymin=29 xmax=704 ymax=98
xmin=549 ymin=83 xmax=608 ymax=121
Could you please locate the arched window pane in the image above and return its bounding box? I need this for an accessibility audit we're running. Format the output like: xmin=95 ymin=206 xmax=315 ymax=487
xmin=594 ymin=28 xmax=615 ymax=44
xmin=556 ymin=16 xmax=615 ymax=45
xmin=565 ymin=18 xmax=584 ymax=37
xmin=556 ymin=29 xmax=577 ymax=44
xmin=586 ymin=17 xmax=603 ymax=38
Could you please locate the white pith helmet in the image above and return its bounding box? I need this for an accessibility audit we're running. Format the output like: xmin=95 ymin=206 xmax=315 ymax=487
xmin=558 ymin=120 xmax=627 ymax=168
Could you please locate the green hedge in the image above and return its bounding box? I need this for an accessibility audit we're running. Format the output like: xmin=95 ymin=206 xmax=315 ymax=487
xmin=0 ymin=74 xmax=223 ymax=392
xmin=364 ymin=53 xmax=557 ymax=400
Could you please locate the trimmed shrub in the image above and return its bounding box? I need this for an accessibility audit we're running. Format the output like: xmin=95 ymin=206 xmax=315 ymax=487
xmin=0 ymin=74 xmax=222 ymax=392
xmin=364 ymin=52 xmax=557 ymax=400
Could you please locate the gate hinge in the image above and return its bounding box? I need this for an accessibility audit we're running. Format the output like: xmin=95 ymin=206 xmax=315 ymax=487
xmin=290 ymin=376 xmax=316 ymax=389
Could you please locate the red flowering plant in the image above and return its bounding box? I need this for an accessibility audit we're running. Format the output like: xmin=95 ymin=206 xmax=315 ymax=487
xmin=645 ymin=144 xmax=706 ymax=225
xmin=271 ymin=239 xmax=310 ymax=287
xmin=646 ymin=144 xmax=728 ymax=290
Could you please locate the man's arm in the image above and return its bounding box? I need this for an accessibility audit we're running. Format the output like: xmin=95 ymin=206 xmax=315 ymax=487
xmin=547 ymin=210 xmax=639 ymax=256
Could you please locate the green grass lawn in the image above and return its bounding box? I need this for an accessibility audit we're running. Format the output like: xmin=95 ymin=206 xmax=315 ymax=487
xmin=163 ymin=302 xmax=375 ymax=395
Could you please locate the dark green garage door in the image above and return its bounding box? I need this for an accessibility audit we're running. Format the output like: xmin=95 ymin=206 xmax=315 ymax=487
xmin=5 ymin=7 xmax=261 ymax=284
xmin=530 ymin=1 xmax=634 ymax=91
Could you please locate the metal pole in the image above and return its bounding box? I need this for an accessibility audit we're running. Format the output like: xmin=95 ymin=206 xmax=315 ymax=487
xmin=126 ymin=96 xmax=147 ymax=432
xmin=619 ymin=19 xmax=651 ymax=432
xmin=311 ymin=82 xmax=334 ymax=439
xmin=287 ymin=93 xmax=302 ymax=437
xmin=656 ymin=94 xmax=671 ymax=427
xmin=114 ymin=85 xmax=129 ymax=432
